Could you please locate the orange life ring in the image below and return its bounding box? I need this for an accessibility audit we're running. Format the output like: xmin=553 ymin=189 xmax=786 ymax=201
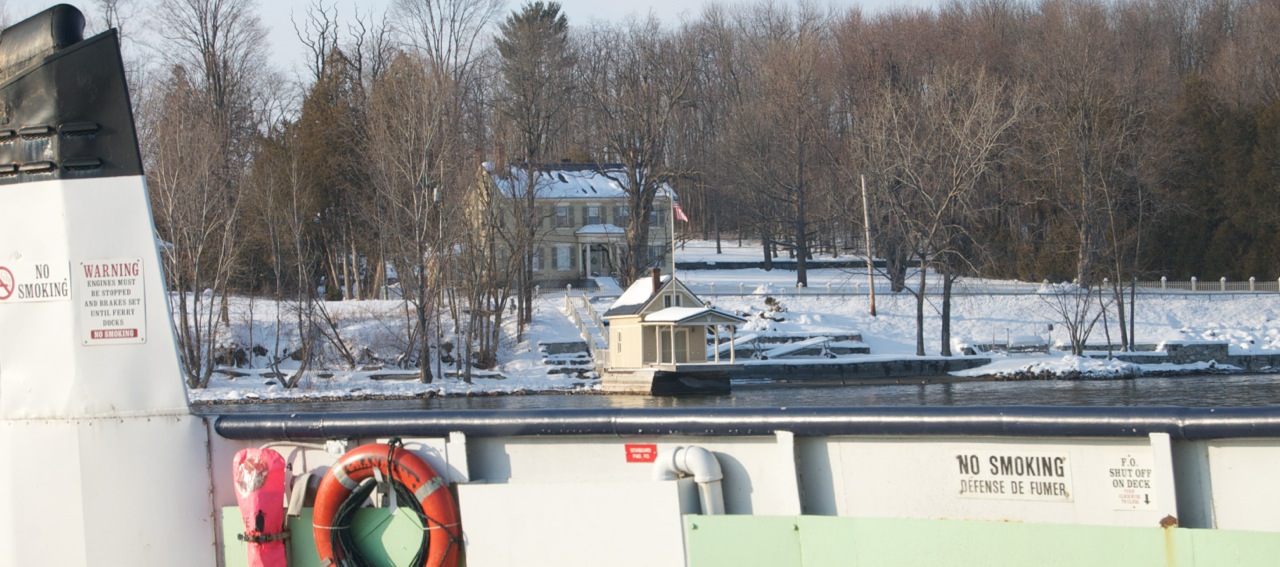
xmin=312 ymin=442 xmax=461 ymax=567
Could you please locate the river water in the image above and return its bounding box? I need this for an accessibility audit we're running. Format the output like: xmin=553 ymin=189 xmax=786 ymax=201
xmin=202 ymin=373 xmax=1280 ymax=414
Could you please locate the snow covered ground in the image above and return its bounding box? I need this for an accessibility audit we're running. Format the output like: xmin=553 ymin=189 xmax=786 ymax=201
xmin=188 ymin=240 xmax=1280 ymax=403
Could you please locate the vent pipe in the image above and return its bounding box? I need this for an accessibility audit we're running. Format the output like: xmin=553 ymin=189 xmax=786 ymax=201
xmin=653 ymin=445 xmax=725 ymax=515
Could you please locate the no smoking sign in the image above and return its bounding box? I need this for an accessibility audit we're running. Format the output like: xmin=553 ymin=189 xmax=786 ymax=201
xmin=0 ymin=261 xmax=70 ymax=304
xmin=0 ymin=266 xmax=12 ymax=300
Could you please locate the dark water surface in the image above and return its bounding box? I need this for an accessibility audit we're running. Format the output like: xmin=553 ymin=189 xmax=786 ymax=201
xmin=201 ymin=373 xmax=1280 ymax=414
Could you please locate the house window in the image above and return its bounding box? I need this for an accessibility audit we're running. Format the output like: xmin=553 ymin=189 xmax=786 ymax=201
xmin=554 ymin=245 xmax=571 ymax=270
xmin=649 ymin=207 xmax=661 ymax=226
xmin=555 ymin=205 xmax=570 ymax=228
xmin=663 ymin=294 xmax=683 ymax=308
xmin=648 ymin=245 xmax=665 ymax=262
xmin=587 ymin=205 xmax=601 ymax=225
xmin=532 ymin=247 xmax=543 ymax=272
xmin=614 ymin=205 xmax=629 ymax=225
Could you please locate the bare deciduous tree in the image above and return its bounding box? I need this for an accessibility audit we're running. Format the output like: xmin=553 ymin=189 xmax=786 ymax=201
xmin=862 ymin=66 xmax=1025 ymax=356
xmin=147 ymin=0 xmax=269 ymax=386
xmin=580 ymin=18 xmax=696 ymax=285
xmin=250 ymin=122 xmax=319 ymax=387
xmin=726 ymin=3 xmax=837 ymax=288
xmin=144 ymin=67 xmax=246 ymax=388
xmin=364 ymin=54 xmax=452 ymax=382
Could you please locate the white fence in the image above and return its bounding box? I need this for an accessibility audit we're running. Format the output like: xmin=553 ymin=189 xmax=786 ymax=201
xmin=564 ymin=290 xmax=608 ymax=367
xmin=542 ymin=277 xmax=1280 ymax=299
xmin=558 ymin=276 xmax=1280 ymax=298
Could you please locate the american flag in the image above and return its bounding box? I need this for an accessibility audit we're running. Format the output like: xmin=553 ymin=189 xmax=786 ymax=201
xmin=673 ymin=198 xmax=689 ymax=223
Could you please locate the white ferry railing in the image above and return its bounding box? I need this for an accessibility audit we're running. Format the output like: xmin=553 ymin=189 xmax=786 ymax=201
xmin=215 ymin=406 xmax=1280 ymax=439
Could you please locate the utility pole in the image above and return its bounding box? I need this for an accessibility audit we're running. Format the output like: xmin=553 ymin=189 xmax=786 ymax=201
xmin=861 ymin=175 xmax=877 ymax=317
xmin=434 ymin=185 xmax=443 ymax=385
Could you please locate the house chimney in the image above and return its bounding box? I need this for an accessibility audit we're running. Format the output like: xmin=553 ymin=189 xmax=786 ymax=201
xmin=652 ymin=267 xmax=661 ymax=293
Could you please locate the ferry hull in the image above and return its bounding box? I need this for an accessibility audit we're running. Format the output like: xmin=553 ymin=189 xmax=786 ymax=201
xmin=209 ymin=407 xmax=1280 ymax=566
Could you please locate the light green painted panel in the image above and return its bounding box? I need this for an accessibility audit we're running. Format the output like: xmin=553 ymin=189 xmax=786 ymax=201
xmin=796 ymin=517 xmax=1166 ymax=567
xmin=684 ymin=516 xmax=803 ymax=567
xmin=685 ymin=515 xmax=1280 ymax=567
xmin=221 ymin=507 xmax=425 ymax=567
xmin=1181 ymin=528 xmax=1280 ymax=565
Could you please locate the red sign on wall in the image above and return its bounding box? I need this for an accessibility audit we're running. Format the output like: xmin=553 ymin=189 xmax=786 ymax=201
xmin=625 ymin=444 xmax=658 ymax=463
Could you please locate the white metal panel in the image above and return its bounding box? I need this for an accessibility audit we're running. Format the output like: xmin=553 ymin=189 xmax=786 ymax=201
xmin=468 ymin=436 xmax=803 ymax=515
xmin=0 ymin=176 xmax=188 ymax=419
xmin=0 ymin=415 xmax=214 ymax=567
xmin=0 ymin=418 xmax=89 ymax=565
xmin=1205 ymin=441 xmax=1280 ymax=531
xmin=0 ymin=174 xmax=212 ymax=566
xmin=800 ymin=436 xmax=1177 ymax=527
xmin=458 ymin=479 xmax=695 ymax=567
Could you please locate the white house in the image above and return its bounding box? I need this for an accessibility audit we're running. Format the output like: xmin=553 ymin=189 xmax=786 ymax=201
xmin=481 ymin=163 xmax=679 ymax=288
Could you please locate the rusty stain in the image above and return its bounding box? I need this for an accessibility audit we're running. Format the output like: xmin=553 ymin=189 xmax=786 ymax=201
xmin=1161 ymin=515 xmax=1179 ymax=567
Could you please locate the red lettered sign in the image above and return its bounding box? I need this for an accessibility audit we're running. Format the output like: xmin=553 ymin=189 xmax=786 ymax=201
xmin=625 ymin=444 xmax=658 ymax=463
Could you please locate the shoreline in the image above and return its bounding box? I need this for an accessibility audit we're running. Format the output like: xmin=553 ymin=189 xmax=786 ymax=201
xmin=189 ymin=366 xmax=1280 ymax=407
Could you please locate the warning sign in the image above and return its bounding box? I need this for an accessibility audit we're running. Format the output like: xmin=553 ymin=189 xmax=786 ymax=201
xmin=625 ymin=444 xmax=658 ymax=463
xmin=1107 ymin=452 xmax=1157 ymax=510
xmin=954 ymin=450 xmax=1074 ymax=502
xmin=78 ymin=258 xmax=146 ymax=345
xmin=0 ymin=260 xmax=71 ymax=304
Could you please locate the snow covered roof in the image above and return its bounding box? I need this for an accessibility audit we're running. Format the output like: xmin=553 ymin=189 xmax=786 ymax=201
xmin=605 ymin=274 xmax=671 ymax=316
xmin=645 ymin=307 xmax=745 ymax=325
xmin=490 ymin=163 xmax=676 ymax=201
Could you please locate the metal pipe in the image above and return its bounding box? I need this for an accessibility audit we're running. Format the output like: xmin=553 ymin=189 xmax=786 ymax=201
xmin=653 ymin=446 xmax=725 ymax=515
xmin=211 ymin=406 xmax=1280 ymax=441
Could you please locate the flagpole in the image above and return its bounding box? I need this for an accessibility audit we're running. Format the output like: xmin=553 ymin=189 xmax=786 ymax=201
xmin=670 ymin=190 xmax=677 ymax=282
xmin=669 ymin=189 xmax=677 ymax=366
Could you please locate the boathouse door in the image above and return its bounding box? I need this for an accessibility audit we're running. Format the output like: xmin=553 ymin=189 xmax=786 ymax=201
xmin=659 ymin=329 xmax=688 ymax=364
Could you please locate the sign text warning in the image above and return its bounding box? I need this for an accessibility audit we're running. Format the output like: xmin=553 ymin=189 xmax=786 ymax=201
xmin=78 ymin=258 xmax=146 ymax=345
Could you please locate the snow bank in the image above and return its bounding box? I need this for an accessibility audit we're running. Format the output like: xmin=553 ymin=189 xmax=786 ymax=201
xmin=187 ymin=240 xmax=1280 ymax=402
